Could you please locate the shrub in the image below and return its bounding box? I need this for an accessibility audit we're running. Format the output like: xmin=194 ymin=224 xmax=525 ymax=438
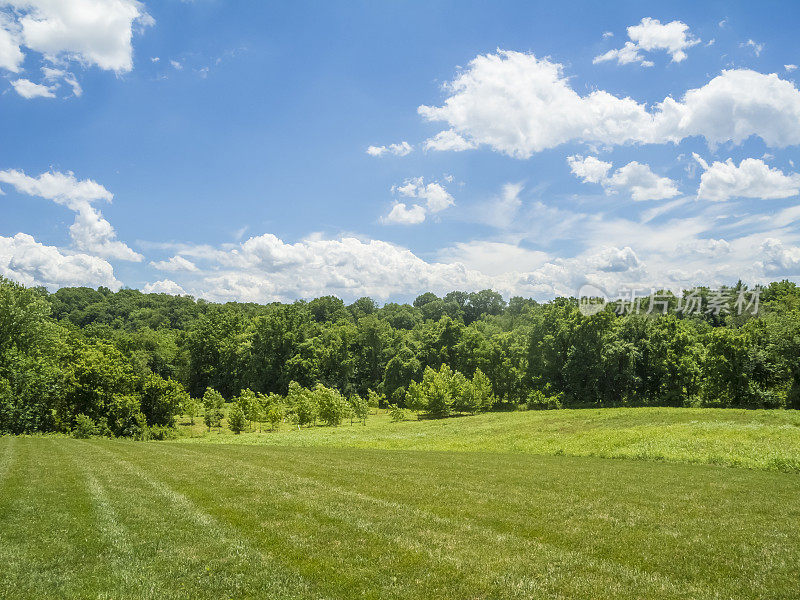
xmin=409 ymin=364 xmax=489 ymax=418
xmin=390 ymin=387 xmax=405 ymax=406
xmin=367 ymin=389 xmax=383 ymax=411
xmin=72 ymin=413 xmax=100 ymax=438
xmin=139 ymin=375 xmax=187 ymax=428
xmin=182 ymin=396 xmax=200 ymax=424
xmin=236 ymin=388 xmax=260 ymax=430
xmin=147 ymin=424 xmax=178 ymax=440
xmin=469 ymin=369 xmax=496 ymax=413
xmin=107 ymin=393 xmax=147 ymax=438
xmin=389 ymin=403 xmax=407 ymax=422
xmin=526 ymin=390 xmax=562 ymax=410
xmin=423 ymin=365 xmax=460 ymax=417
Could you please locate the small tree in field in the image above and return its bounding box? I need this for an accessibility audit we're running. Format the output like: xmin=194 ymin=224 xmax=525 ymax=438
xmin=405 ymin=380 xmax=424 ymax=413
xmin=227 ymin=403 xmax=247 ymax=434
xmin=348 ymin=394 xmax=369 ymax=425
xmin=287 ymin=381 xmax=318 ymax=427
xmin=140 ymin=375 xmax=188 ymax=428
xmin=404 ymin=364 xmax=498 ymax=418
xmin=367 ymin=389 xmax=382 ymax=413
xmin=463 ymin=368 xmax=496 ymax=414
xmin=202 ymin=387 xmax=224 ymax=431
xmin=183 ymin=397 xmax=199 ymax=424
xmin=257 ymin=392 xmax=283 ymax=432
xmin=73 ymin=413 xmax=99 ymax=438
xmin=236 ymin=388 xmax=259 ymax=431
xmin=388 ymin=403 xmax=406 ymax=422
xmin=266 ymin=403 xmax=284 ymax=431
xmin=315 ymin=384 xmax=348 ymax=426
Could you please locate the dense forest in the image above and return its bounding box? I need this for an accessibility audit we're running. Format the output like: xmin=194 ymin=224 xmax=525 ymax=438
xmin=2 ymin=276 xmax=800 ymax=437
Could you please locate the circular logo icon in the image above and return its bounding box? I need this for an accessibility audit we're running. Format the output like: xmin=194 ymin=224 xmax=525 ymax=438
xmin=578 ymin=283 xmax=609 ymax=316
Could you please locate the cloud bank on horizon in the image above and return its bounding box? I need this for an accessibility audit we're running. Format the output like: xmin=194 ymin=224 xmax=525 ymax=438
xmin=2 ymin=3 xmax=800 ymax=302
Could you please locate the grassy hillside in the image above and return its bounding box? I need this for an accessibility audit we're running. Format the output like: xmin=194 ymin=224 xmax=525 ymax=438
xmin=175 ymin=407 xmax=800 ymax=472
xmin=1 ymin=436 xmax=798 ymax=599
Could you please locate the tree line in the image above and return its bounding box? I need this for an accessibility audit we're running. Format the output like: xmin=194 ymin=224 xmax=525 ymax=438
xmin=2 ymin=277 xmax=799 ymax=437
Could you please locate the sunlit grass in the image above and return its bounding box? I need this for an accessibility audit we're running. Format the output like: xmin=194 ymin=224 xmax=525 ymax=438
xmin=1 ymin=436 xmax=798 ymax=599
xmin=176 ymin=407 xmax=800 ymax=472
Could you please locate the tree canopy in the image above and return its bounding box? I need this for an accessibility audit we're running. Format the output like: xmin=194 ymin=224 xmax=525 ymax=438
xmin=2 ymin=277 xmax=799 ymax=437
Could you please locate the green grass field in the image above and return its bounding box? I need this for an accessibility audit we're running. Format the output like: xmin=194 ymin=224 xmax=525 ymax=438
xmin=176 ymin=407 xmax=800 ymax=472
xmin=2 ymin=409 xmax=799 ymax=599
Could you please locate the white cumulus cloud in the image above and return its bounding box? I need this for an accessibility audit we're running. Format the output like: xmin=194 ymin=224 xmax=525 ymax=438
xmin=694 ymin=154 xmax=800 ymax=201
xmin=395 ymin=177 xmax=454 ymax=212
xmin=10 ymin=77 xmax=55 ymax=98
xmin=178 ymin=234 xmax=498 ymax=302
xmin=0 ymin=168 xmax=112 ymax=207
xmin=0 ymin=232 xmax=121 ymax=289
xmin=366 ymin=141 xmax=413 ymax=157
xmin=68 ymin=203 xmax=142 ymax=261
xmin=419 ymin=51 xmax=800 ymax=158
xmin=566 ymin=155 xmax=611 ymax=184
xmin=0 ymin=1 xmax=152 ymax=99
xmin=383 ymin=177 xmax=455 ymax=225
xmin=594 ymin=41 xmax=654 ymax=67
xmin=595 ymin=18 xmax=699 ymax=66
xmin=568 ymin=155 xmax=680 ymax=201
xmin=437 ymin=241 xmax=549 ymax=277
xmin=606 ymin=162 xmax=681 ymax=201
xmin=759 ymin=238 xmax=800 ymax=275
xmin=0 ymin=169 xmax=142 ymax=261
xmin=142 ymin=279 xmax=187 ymax=295
xmin=0 ymin=11 xmax=23 ymax=72
xmin=4 ymin=0 xmax=153 ymax=73
xmin=147 ymin=229 xmax=654 ymax=303
xmin=383 ymin=203 xmax=426 ymax=225
xmin=423 ymin=129 xmax=477 ymax=152
xmin=150 ymin=255 xmax=199 ymax=272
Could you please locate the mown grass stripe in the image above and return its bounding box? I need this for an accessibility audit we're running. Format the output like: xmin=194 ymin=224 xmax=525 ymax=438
xmin=5 ymin=437 xmax=798 ymax=600
xmin=58 ymin=440 xmax=149 ymax=596
xmin=190 ymin=445 xmax=723 ymax=599
xmin=110 ymin=441 xmax=720 ymax=600
xmin=77 ymin=439 xmax=327 ymax=600
xmin=170 ymin=442 xmax=800 ymax=599
xmin=0 ymin=438 xmax=109 ymax=599
xmin=0 ymin=436 xmax=15 ymax=483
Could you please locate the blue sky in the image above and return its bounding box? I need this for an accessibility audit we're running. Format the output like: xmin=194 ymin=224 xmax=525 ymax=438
xmin=2 ymin=1 xmax=800 ymax=302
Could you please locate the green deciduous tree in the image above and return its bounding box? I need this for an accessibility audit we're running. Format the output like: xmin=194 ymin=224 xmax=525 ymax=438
xmin=140 ymin=374 xmax=188 ymax=427
xmin=202 ymin=387 xmax=225 ymax=430
xmin=182 ymin=396 xmax=200 ymax=424
xmin=227 ymin=403 xmax=247 ymax=434
xmin=266 ymin=403 xmax=284 ymax=431
xmin=286 ymin=381 xmax=318 ymax=427
xmin=348 ymin=393 xmax=369 ymax=425
xmin=314 ymin=384 xmax=348 ymax=426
